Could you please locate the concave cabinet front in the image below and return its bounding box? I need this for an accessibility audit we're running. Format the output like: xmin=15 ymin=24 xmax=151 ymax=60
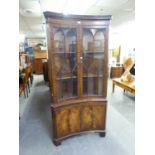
xmin=44 ymin=11 xmax=112 ymax=146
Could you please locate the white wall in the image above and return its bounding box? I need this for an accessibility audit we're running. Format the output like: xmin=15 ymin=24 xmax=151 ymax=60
xmin=109 ymin=20 xmax=135 ymax=64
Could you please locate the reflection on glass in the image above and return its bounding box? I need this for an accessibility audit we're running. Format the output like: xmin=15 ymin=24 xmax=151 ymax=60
xmin=53 ymin=27 xmax=77 ymax=99
xmin=82 ymin=28 xmax=105 ymax=96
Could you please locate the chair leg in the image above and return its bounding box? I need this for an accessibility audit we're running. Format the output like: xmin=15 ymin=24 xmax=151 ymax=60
xmin=30 ymin=79 xmax=32 ymax=87
xmin=26 ymin=86 xmax=29 ymax=97
xmin=29 ymin=79 xmax=31 ymax=88
xmin=30 ymin=75 xmax=33 ymax=86
xmin=24 ymin=89 xmax=26 ymax=98
xmin=112 ymin=82 xmax=115 ymax=93
xmin=28 ymin=83 xmax=30 ymax=93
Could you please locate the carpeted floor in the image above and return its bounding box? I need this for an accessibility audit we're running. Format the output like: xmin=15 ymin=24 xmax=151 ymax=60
xmin=19 ymin=75 xmax=134 ymax=155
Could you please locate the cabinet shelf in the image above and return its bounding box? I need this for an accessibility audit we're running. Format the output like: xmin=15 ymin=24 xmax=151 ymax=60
xmin=83 ymin=51 xmax=103 ymax=53
xmin=54 ymin=52 xmax=76 ymax=54
xmin=56 ymin=76 xmax=77 ymax=80
xmin=83 ymin=75 xmax=103 ymax=78
xmin=83 ymin=93 xmax=100 ymax=96
xmin=56 ymin=75 xmax=103 ymax=80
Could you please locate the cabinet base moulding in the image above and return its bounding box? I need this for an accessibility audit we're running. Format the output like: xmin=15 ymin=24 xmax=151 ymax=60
xmin=53 ymin=130 xmax=106 ymax=146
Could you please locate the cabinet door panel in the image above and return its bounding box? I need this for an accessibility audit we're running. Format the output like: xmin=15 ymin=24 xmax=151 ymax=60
xmin=53 ymin=101 xmax=106 ymax=138
xmin=92 ymin=105 xmax=106 ymax=129
xmin=81 ymin=106 xmax=92 ymax=131
xmin=55 ymin=108 xmax=69 ymax=137
xmin=53 ymin=27 xmax=78 ymax=99
xmin=82 ymin=28 xmax=105 ymax=96
xmin=69 ymin=107 xmax=81 ymax=133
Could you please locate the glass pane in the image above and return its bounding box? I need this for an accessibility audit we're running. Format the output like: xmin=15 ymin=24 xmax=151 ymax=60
xmin=53 ymin=27 xmax=77 ymax=99
xmin=82 ymin=28 xmax=105 ymax=96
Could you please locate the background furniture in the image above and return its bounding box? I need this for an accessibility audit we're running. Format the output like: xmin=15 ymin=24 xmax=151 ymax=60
xmin=110 ymin=66 xmax=124 ymax=78
xmin=19 ymin=73 xmax=27 ymax=98
xmin=19 ymin=52 xmax=33 ymax=97
xmin=43 ymin=60 xmax=48 ymax=82
xmin=130 ymin=64 xmax=135 ymax=75
xmin=33 ymin=50 xmax=47 ymax=74
xmin=44 ymin=11 xmax=111 ymax=145
xmin=112 ymin=46 xmax=121 ymax=63
xmin=25 ymin=47 xmax=34 ymax=61
xmin=112 ymin=78 xmax=135 ymax=95
xmin=19 ymin=52 xmax=30 ymax=67
xmin=19 ymin=68 xmax=30 ymax=98
xmin=33 ymin=59 xmax=44 ymax=74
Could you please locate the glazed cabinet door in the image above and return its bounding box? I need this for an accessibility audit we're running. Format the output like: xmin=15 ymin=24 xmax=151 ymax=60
xmin=52 ymin=27 xmax=78 ymax=100
xmin=81 ymin=28 xmax=107 ymax=97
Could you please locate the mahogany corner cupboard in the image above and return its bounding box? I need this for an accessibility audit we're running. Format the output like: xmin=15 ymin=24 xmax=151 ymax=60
xmin=44 ymin=11 xmax=112 ymax=146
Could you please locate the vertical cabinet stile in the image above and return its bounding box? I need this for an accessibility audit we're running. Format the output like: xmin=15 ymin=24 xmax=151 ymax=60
xmin=77 ymin=26 xmax=83 ymax=98
xmin=50 ymin=24 xmax=58 ymax=103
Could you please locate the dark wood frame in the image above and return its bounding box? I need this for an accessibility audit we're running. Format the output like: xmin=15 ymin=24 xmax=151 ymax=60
xmin=44 ymin=11 xmax=112 ymax=146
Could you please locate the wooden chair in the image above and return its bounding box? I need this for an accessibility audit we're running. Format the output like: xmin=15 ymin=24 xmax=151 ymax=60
xmin=19 ymin=64 xmax=33 ymax=98
xmin=19 ymin=74 xmax=28 ymax=98
xmin=27 ymin=65 xmax=33 ymax=86
xmin=19 ymin=83 xmax=27 ymax=98
xmin=23 ymin=67 xmax=30 ymax=95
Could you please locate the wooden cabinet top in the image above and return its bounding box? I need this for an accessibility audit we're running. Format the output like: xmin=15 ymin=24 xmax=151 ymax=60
xmin=44 ymin=11 xmax=112 ymax=21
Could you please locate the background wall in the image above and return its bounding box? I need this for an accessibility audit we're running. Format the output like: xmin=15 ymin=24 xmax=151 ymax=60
xmin=109 ymin=20 xmax=135 ymax=64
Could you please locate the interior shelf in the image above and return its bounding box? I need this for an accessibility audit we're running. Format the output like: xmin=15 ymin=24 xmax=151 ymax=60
xmin=83 ymin=93 xmax=99 ymax=96
xmin=56 ymin=75 xmax=103 ymax=80
xmin=56 ymin=76 xmax=77 ymax=80
xmin=54 ymin=52 xmax=76 ymax=54
xmin=83 ymin=51 xmax=103 ymax=53
xmin=83 ymin=75 xmax=103 ymax=78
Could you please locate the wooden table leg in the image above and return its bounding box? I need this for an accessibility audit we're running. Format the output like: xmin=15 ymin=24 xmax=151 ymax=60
xmin=112 ymin=81 xmax=115 ymax=93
